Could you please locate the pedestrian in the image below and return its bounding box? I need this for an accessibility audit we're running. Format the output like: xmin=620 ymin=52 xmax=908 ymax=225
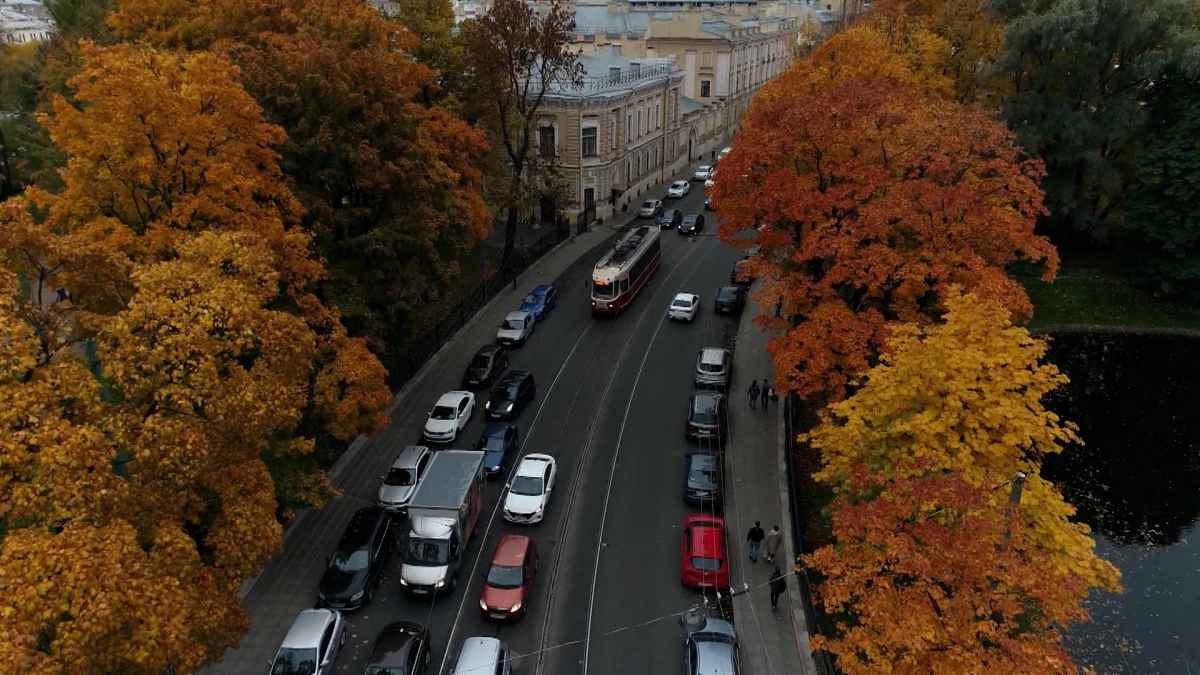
xmin=747 ymin=380 xmax=760 ymax=410
xmin=764 ymin=525 xmax=781 ymax=562
xmin=760 ymin=380 xmax=770 ymax=409
xmin=769 ymin=566 xmax=787 ymax=610
xmin=711 ymin=149 xmax=716 ymax=162
xmin=55 ymin=287 xmax=69 ymax=303
xmin=747 ymin=521 xmax=765 ymax=562
xmin=769 ymin=385 xmax=778 ymax=405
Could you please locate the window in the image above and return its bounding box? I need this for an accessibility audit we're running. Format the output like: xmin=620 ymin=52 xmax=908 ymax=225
xmin=627 ymin=113 xmax=632 ymax=139
xmin=653 ymin=147 xmax=659 ymax=166
xmin=626 ymin=159 xmax=632 ymax=183
xmin=637 ymin=155 xmax=642 ymax=176
xmin=539 ymin=126 xmax=555 ymax=158
xmin=655 ymin=102 xmax=660 ymax=128
xmin=637 ymin=109 xmax=642 ymax=137
xmin=700 ymin=80 xmax=711 ymax=98
xmin=610 ymin=118 xmax=617 ymax=149
xmin=582 ymin=126 xmax=598 ymax=157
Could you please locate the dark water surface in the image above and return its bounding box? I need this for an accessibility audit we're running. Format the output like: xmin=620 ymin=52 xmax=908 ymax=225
xmin=1042 ymin=331 xmax=1200 ymax=674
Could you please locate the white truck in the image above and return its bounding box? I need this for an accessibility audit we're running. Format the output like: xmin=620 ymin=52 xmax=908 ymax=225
xmin=399 ymin=449 xmax=486 ymax=597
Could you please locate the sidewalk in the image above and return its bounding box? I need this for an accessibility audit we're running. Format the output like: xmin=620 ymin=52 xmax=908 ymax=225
xmin=726 ymin=293 xmax=818 ymax=675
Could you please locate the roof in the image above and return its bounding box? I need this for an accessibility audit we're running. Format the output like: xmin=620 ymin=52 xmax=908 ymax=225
xmin=390 ymin=445 xmax=429 ymax=469
xmin=699 ymin=348 xmax=727 ymax=365
xmin=505 ymin=310 xmax=531 ymax=320
xmin=409 ymin=450 xmax=485 ymax=510
xmin=547 ymin=51 xmax=681 ymax=97
xmin=338 ymin=507 xmax=382 ymax=549
xmin=453 ymin=637 xmax=502 ymax=674
xmin=687 ymin=516 xmax=725 ymax=557
xmin=281 ymin=609 xmax=333 ymax=648
xmin=497 ymin=370 xmax=531 ymax=387
xmin=572 ymin=5 xmax=648 ymax=37
xmin=435 ymin=391 xmax=469 ymax=407
xmin=516 ymin=455 xmax=551 ymax=477
xmin=367 ymin=621 xmax=425 ymax=669
xmin=529 ymin=284 xmax=553 ymax=294
xmin=674 ymin=292 xmax=699 ymax=301
xmin=492 ymin=534 xmax=532 ymax=565
xmin=482 ymin=422 xmax=514 ymax=437
xmin=595 ymin=225 xmax=659 ymax=278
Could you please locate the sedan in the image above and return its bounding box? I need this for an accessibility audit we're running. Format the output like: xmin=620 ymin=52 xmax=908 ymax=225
xmin=657 ymin=208 xmax=683 ymax=229
xmin=423 ymin=391 xmax=475 ymax=443
xmin=478 ymin=423 xmax=519 ymax=477
xmin=684 ymin=617 xmax=741 ymax=675
xmin=270 ymin=609 xmax=345 ymax=675
xmin=462 ymin=344 xmax=508 ymax=388
xmin=730 ymin=260 xmax=753 ymax=287
xmin=680 ymin=213 xmax=705 ymax=236
xmin=363 ymin=621 xmax=432 ymax=675
xmin=485 ymin=370 xmax=535 ymax=420
xmin=693 ymin=165 xmax=713 ymax=181
xmin=317 ymin=507 xmax=393 ymax=610
xmin=669 ymin=293 xmax=700 ymax=322
xmin=496 ymin=310 xmax=535 ymax=347
xmin=667 ymin=180 xmax=691 ymax=198
xmin=714 ymin=286 xmax=746 ymax=316
xmin=681 ymin=514 xmax=729 ymax=589
xmin=705 ymin=173 xmax=716 ymax=189
xmin=639 ymin=199 xmax=664 ymax=218
xmin=503 ymin=454 xmax=557 ymax=524
xmin=684 ymin=452 xmax=722 ymax=504
xmin=378 ymin=445 xmax=432 ymax=514
xmin=520 ymin=284 xmax=559 ymax=321
xmin=479 ymin=535 xmax=539 ymax=621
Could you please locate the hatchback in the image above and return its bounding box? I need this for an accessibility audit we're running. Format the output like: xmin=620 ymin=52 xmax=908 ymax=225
xmin=363 ymin=621 xmax=432 ymax=675
xmin=270 ymin=609 xmax=345 ymax=675
xmin=639 ymin=199 xmax=664 ymax=218
xmin=317 ymin=506 xmax=394 ymax=610
xmin=485 ymin=371 xmax=535 ymax=420
xmin=680 ymin=213 xmax=705 ymax=236
xmin=462 ymin=345 xmax=509 ymax=388
xmin=378 ymin=445 xmax=432 ymax=514
xmin=713 ymin=286 xmax=746 ymax=317
xmin=519 ymin=285 xmax=559 ymax=321
xmin=478 ymin=423 xmax=519 ymax=476
xmin=685 ymin=617 xmax=741 ymax=675
xmin=667 ymin=180 xmax=691 ymax=198
xmin=694 ymin=348 xmax=732 ymax=389
xmin=681 ymin=515 xmax=730 ymax=589
xmin=657 ymin=208 xmax=683 ymax=229
xmin=496 ymin=310 xmax=535 ymax=347
xmin=686 ymin=393 xmax=727 ymax=442
xmin=693 ymin=165 xmax=714 ymax=181
xmin=480 ymin=535 xmax=539 ymax=621
xmin=683 ymin=452 xmax=722 ymax=504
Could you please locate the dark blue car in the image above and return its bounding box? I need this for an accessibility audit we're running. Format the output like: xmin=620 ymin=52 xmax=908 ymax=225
xmin=520 ymin=284 xmax=559 ymax=320
xmin=477 ymin=423 xmax=520 ymax=477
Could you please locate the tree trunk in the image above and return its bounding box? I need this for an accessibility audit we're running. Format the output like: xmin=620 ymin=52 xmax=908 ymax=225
xmin=502 ymin=203 xmax=520 ymax=274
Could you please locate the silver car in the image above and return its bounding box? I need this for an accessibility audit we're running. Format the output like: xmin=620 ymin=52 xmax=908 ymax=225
xmin=269 ymin=608 xmax=345 ymax=675
xmin=496 ymin=310 xmax=535 ymax=347
xmin=378 ymin=445 xmax=432 ymax=514
xmin=639 ymin=199 xmax=664 ymax=218
xmin=694 ymin=347 xmax=732 ymax=389
xmin=685 ymin=616 xmax=741 ymax=675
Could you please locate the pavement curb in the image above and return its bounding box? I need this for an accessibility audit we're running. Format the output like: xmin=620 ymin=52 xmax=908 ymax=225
xmin=778 ymin=397 xmax=819 ymax=675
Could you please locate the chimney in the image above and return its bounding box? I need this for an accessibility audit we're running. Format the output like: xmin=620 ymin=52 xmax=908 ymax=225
xmin=630 ymin=60 xmax=641 ymax=76
xmin=611 ymin=42 xmax=622 ymax=55
xmin=609 ymin=65 xmax=622 ymax=81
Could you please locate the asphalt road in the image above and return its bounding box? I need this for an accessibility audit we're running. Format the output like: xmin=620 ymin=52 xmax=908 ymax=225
xmin=255 ymin=173 xmax=741 ymax=675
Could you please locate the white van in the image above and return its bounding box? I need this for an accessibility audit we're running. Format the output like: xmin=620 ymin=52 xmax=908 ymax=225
xmin=451 ymin=637 xmax=511 ymax=675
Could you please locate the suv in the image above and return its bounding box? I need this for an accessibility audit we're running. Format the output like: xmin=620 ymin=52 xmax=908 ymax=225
xmin=463 ymin=345 xmax=508 ymax=388
xmin=713 ymin=286 xmax=746 ymax=316
xmin=684 ymin=616 xmax=741 ymax=675
xmin=694 ymin=348 xmax=732 ymax=389
xmin=680 ymin=213 xmax=705 ymax=236
xmin=378 ymin=445 xmax=433 ymax=515
xmin=317 ymin=507 xmax=394 ymax=610
xmin=270 ymin=609 xmax=345 ymax=675
xmin=686 ymin=393 xmax=728 ymax=442
xmin=657 ymin=208 xmax=683 ymax=229
xmin=485 ymin=371 xmax=536 ymax=420
xmin=363 ymin=621 xmax=432 ymax=675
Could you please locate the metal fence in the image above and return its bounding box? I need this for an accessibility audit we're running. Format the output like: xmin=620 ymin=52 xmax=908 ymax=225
xmin=784 ymin=393 xmax=839 ymax=675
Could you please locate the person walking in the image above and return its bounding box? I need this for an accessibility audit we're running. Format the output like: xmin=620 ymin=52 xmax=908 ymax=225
xmin=746 ymin=522 xmax=765 ymax=562
xmin=747 ymin=380 xmax=760 ymax=410
xmin=764 ymin=525 xmax=782 ymax=563
xmin=760 ymin=380 xmax=770 ymax=409
xmin=769 ymin=567 xmax=787 ymax=610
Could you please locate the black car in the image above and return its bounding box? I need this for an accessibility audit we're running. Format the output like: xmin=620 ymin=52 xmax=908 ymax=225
xmin=485 ymin=370 xmax=536 ymax=420
xmin=317 ymin=506 xmax=394 ymax=610
xmin=363 ymin=621 xmax=432 ymax=675
xmin=685 ymin=393 xmax=727 ymax=442
xmin=714 ymin=286 xmax=747 ymax=316
xmin=680 ymin=213 xmax=705 ymax=236
xmin=730 ymin=260 xmax=753 ymax=287
xmin=463 ymin=345 xmax=509 ymax=388
xmin=683 ymin=452 xmax=722 ymax=504
xmin=657 ymin=208 xmax=683 ymax=229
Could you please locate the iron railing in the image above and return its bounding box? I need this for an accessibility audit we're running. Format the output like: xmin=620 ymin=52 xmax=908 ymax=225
xmin=582 ymin=62 xmax=674 ymax=90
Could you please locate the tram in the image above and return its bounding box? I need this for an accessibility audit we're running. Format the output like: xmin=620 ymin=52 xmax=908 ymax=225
xmin=590 ymin=225 xmax=662 ymax=316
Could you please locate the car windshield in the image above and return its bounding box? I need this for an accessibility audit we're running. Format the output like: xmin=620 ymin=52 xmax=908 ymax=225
xmin=480 ymin=436 xmax=507 ymax=453
xmin=271 ymin=647 xmax=318 ymax=675
xmin=691 ymin=556 xmax=722 ymax=572
xmin=673 ymin=182 xmax=687 ymax=189
xmin=523 ymin=294 xmax=542 ymax=305
xmin=494 ymin=381 xmax=520 ymax=399
xmin=683 ymin=217 xmax=698 ymax=226
xmin=642 ymin=201 xmax=655 ymax=209
xmin=691 ymin=399 xmax=719 ymax=424
xmin=469 ymin=354 xmax=492 ymax=369
xmin=329 ymin=548 xmax=370 ymax=572
xmin=699 ymin=166 xmax=711 ymax=172
xmin=430 ymin=405 xmax=457 ymax=420
xmin=486 ymin=564 xmax=524 ymax=589
xmin=405 ymin=538 xmax=450 ymax=566
xmin=657 ymin=211 xmax=675 ymax=222
xmin=698 ymin=362 xmax=723 ymax=373
xmin=689 ymin=462 xmax=719 ymax=489
xmin=593 ymin=281 xmax=615 ymax=298
xmin=385 ymin=467 xmax=415 ymax=486
xmin=672 ymin=297 xmax=693 ymax=308
xmin=503 ymin=318 xmax=525 ymax=330
xmin=510 ymin=475 xmax=544 ymax=496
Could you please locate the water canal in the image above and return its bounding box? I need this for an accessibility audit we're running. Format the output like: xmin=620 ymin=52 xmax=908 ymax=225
xmin=1042 ymin=331 xmax=1200 ymax=674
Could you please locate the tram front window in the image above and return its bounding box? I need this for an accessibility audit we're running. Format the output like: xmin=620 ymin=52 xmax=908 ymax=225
xmin=593 ymin=281 xmax=616 ymax=298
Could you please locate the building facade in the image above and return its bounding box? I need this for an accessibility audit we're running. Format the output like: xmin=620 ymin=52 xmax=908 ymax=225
xmin=1 ymin=2 xmax=52 ymax=44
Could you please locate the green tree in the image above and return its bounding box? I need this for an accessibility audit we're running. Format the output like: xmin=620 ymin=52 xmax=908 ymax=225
xmin=0 ymin=44 xmax=38 ymax=199
xmin=389 ymin=0 xmax=463 ymax=106
xmin=987 ymin=0 xmax=1200 ymax=245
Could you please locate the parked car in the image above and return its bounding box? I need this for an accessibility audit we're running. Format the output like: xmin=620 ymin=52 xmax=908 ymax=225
xmin=639 ymin=199 xmax=664 ymax=218
xmin=462 ymin=345 xmax=509 ymax=389
xmin=719 ymin=146 xmax=733 ymax=160
xmin=423 ymin=391 xmax=475 ymax=443
xmin=503 ymin=454 xmax=557 ymax=524
xmin=657 ymin=208 xmax=684 ymax=229
xmin=669 ymin=292 xmax=700 ymax=322
xmin=270 ymin=609 xmax=346 ymax=675
xmin=694 ymin=347 xmax=733 ymax=389
xmin=479 ymin=535 xmax=539 ymax=621
xmin=693 ymin=165 xmax=714 ymax=181
xmin=451 ymin=637 xmax=512 ymax=675
xmin=684 ymin=616 xmax=741 ymax=675
xmin=714 ymin=286 xmax=746 ymax=316
xmin=741 ymin=245 xmax=761 ymax=261
xmin=730 ymin=261 xmax=752 ymax=287
xmin=496 ymin=310 xmax=535 ymax=347
xmin=704 ymin=196 xmax=712 ymax=211
xmin=683 ymin=452 xmax=722 ymax=504
xmin=378 ymin=445 xmax=433 ymax=514
xmin=363 ymin=621 xmax=433 ymax=675
xmin=705 ymin=173 xmax=716 ymax=188
xmin=685 ymin=393 xmax=727 ymax=442
xmin=520 ymin=285 xmax=559 ymax=321
xmin=680 ymin=213 xmax=705 ymax=236
xmin=680 ymin=514 xmax=730 ymax=589
xmin=478 ymin=423 xmax=520 ymax=476
xmin=667 ymin=180 xmax=691 ymax=198
xmin=485 ymin=370 xmax=536 ymax=420
xmin=317 ymin=507 xmax=394 ymax=610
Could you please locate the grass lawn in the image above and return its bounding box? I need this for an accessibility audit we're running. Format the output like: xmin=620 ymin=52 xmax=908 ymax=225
xmin=1011 ymin=255 xmax=1200 ymax=334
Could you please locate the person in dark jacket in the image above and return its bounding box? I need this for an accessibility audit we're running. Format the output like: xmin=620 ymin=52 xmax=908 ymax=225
xmin=770 ymin=567 xmax=787 ymax=610
xmin=747 ymin=380 xmax=760 ymax=410
xmin=746 ymin=521 xmax=765 ymax=562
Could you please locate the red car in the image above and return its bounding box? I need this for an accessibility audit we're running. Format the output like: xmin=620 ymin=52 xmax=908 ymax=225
xmin=479 ymin=535 xmax=538 ymax=621
xmin=681 ymin=515 xmax=729 ymax=589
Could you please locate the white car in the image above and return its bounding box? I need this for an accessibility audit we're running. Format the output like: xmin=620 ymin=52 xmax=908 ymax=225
xmin=423 ymin=391 xmax=475 ymax=443
xmin=270 ymin=609 xmax=345 ymax=675
xmin=496 ymin=310 xmax=535 ymax=347
xmin=719 ymin=146 xmax=732 ymax=160
xmin=667 ymin=180 xmax=691 ymax=198
xmin=639 ymin=199 xmax=664 ymax=218
xmin=669 ymin=293 xmax=700 ymax=322
xmin=704 ymin=172 xmax=716 ymax=188
xmin=503 ymin=454 xmax=557 ymax=524
xmin=693 ymin=165 xmax=713 ymax=181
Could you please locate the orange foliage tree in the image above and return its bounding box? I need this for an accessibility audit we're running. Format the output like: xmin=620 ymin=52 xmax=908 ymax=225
xmin=713 ymin=79 xmax=1057 ymax=399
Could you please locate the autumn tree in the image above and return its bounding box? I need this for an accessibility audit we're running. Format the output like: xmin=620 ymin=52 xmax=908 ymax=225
xmin=713 ymin=79 xmax=1057 ymax=399
xmin=460 ymin=0 xmax=582 ymax=268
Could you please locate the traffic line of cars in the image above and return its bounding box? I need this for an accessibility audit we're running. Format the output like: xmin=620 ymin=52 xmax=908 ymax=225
xmin=269 ymin=284 xmax=566 ymax=675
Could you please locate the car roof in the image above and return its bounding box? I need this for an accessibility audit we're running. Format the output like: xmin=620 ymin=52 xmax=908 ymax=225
xmin=390 ymin=445 xmax=429 ymax=470
xmin=674 ymin=292 xmax=698 ymax=301
xmin=436 ymin=391 xmax=469 ymax=406
xmin=530 ymin=284 xmax=552 ymax=294
xmin=454 ymin=638 xmax=503 ymax=673
xmin=338 ymin=507 xmax=383 ymax=550
xmin=699 ymin=164 xmax=711 ymax=169
xmin=685 ymin=515 xmax=725 ymax=557
xmin=694 ymin=639 xmax=737 ymax=674
xmin=687 ymin=452 xmax=719 ymax=469
xmin=683 ymin=213 xmax=700 ymax=221
xmin=497 ymin=370 xmax=531 ymax=386
xmin=673 ymin=180 xmax=688 ymax=185
xmin=482 ymin=422 xmax=514 ymax=438
xmin=505 ymin=310 xmax=531 ymax=320
xmin=516 ymin=455 xmax=551 ymax=477
xmin=492 ymin=534 xmax=532 ymax=566
xmin=367 ymin=621 xmax=426 ymax=668
xmin=691 ymin=392 xmax=723 ymax=408
xmin=474 ymin=344 xmax=502 ymax=356
xmin=699 ymin=348 xmax=727 ymax=365
xmin=662 ymin=208 xmax=680 ymax=215
xmin=281 ymin=609 xmax=334 ymax=649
